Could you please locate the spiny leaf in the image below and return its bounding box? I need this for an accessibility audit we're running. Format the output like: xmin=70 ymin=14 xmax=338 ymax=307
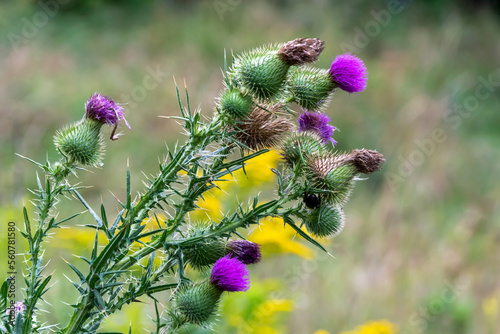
xmin=72 ymin=189 xmax=103 ymax=228
xmin=67 ymin=262 xmax=86 ymax=284
xmin=282 ymin=215 xmax=327 ymax=253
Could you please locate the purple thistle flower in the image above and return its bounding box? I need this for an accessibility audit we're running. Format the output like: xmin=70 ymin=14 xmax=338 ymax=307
xmin=298 ymin=111 xmax=337 ymax=145
xmin=210 ymin=255 xmax=250 ymax=292
xmin=85 ymin=92 xmax=131 ymax=128
xmin=227 ymin=240 xmax=261 ymax=265
xmin=8 ymin=302 xmax=26 ymax=315
xmin=329 ymin=53 xmax=368 ymax=93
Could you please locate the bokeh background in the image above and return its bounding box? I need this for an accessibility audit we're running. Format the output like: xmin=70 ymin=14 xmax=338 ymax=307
xmin=1 ymin=0 xmax=500 ymax=333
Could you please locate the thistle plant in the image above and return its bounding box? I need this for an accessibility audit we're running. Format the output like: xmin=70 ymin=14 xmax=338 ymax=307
xmin=1 ymin=38 xmax=384 ymax=333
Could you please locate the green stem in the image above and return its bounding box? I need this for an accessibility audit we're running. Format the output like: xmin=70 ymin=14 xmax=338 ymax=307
xmin=23 ymin=176 xmax=66 ymax=334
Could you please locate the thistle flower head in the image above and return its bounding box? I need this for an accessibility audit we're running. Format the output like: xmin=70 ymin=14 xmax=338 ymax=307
xmin=54 ymin=118 xmax=105 ymax=167
xmin=210 ymin=255 xmax=250 ymax=292
xmin=278 ymin=38 xmax=325 ymax=65
xmin=346 ymin=149 xmax=385 ymax=174
xmin=11 ymin=302 xmax=26 ymax=314
xmin=304 ymin=204 xmax=345 ymax=237
xmin=227 ymin=240 xmax=261 ymax=265
xmin=6 ymin=302 xmax=37 ymax=323
xmin=298 ymin=111 xmax=337 ymax=145
xmin=329 ymin=53 xmax=368 ymax=93
xmin=85 ymin=92 xmax=130 ymax=129
xmin=306 ymin=154 xmax=358 ymax=205
xmin=235 ymin=105 xmax=295 ymax=150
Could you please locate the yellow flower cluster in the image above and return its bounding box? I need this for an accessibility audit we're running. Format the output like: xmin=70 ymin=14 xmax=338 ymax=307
xmin=188 ymin=150 xmax=281 ymax=222
xmin=248 ymin=216 xmax=313 ymax=259
xmin=340 ymin=319 xmax=398 ymax=334
xmin=219 ymin=279 xmax=294 ymax=334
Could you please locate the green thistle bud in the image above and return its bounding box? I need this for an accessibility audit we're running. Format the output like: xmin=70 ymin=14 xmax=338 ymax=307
xmin=54 ymin=118 xmax=105 ymax=167
xmin=232 ymin=46 xmax=289 ymax=100
xmin=306 ymin=154 xmax=358 ymax=205
xmin=303 ymin=204 xmax=345 ymax=237
xmin=218 ymin=88 xmax=253 ymax=119
xmin=287 ymin=66 xmax=336 ymax=110
xmin=280 ymin=131 xmax=324 ymax=167
xmin=174 ymin=282 xmax=222 ymax=326
xmin=182 ymin=237 xmax=226 ymax=270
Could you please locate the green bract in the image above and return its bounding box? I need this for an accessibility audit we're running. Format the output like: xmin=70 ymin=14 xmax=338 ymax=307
xmin=280 ymin=131 xmax=324 ymax=167
xmin=182 ymin=237 xmax=227 ymax=270
xmin=287 ymin=66 xmax=336 ymax=110
xmin=219 ymin=88 xmax=254 ymax=119
xmin=232 ymin=47 xmax=289 ymax=100
xmin=53 ymin=118 xmax=104 ymax=167
xmin=303 ymin=204 xmax=345 ymax=237
xmin=174 ymin=282 xmax=222 ymax=326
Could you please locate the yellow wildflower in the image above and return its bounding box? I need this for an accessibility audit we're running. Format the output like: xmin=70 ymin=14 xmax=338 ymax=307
xmin=340 ymin=319 xmax=398 ymax=334
xmin=248 ymin=217 xmax=313 ymax=259
xmin=219 ymin=279 xmax=293 ymax=334
xmin=314 ymin=330 xmax=331 ymax=334
xmin=482 ymin=296 xmax=498 ymax=319
xmin=229 ymin=149 xmax=281 ymax=189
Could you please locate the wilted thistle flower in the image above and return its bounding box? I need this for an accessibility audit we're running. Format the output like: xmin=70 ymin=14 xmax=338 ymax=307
xmin=306 ymin=154 xmax=358 ymax=205
xmin=306 ymin=149 xmax=384 ymax=205
xmin=277 ymin=37 xmax=325 ymax=66
xmin=85 ymin=92 xmax=130 ymax=140
xmin=298 ymin=111 xmax=337 ymax=145
xmin=226 ymin=240 xmax=261 ymax=265
xmin=234 ymin=105 xmax=295 ymax=150
xmin=174 ymin=256 xmax=250 ymax=326
xmin=232 ymin=38 xmax=325 ymax=100
xmin=345 ymin=149 xmax=385 ymax=174
xmin=329 ymin=53 xmax=368 ymax=93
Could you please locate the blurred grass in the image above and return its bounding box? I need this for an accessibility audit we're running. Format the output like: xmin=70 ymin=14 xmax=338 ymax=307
xmin=1 ymin=0 xmax=500 ymax=333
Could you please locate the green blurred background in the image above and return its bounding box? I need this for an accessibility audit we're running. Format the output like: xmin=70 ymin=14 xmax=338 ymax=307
xmin=1 ymin=0 xmax=500 ymax=333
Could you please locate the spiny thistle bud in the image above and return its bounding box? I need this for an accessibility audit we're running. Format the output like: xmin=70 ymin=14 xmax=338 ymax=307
xmin=231 ymin=45 xmax=289 ymax=100
xmin=85 ymin=92 xmax=130 ymax=140
xmin=218 ymin=88 xmax=254 ymax=119
xmin=329 ymin=53 xmax=368 ymax=93
xmin=226 ymin=240 xmax=261 ymax=265
xmin=306 ymin=154 xmax=358 ymax=205
xmin=287 ymin=66 xmax=336 ymax=110
xmin=182 ymin=237 xmax=227 ymax=270
xmin=280 ymin=131 xmax=324 ymax=167
xmin=174 ymin=256 xmax=249 ymax=325
xmin=174 ymin=282 xmax=222 ymax=326
xmin=303 ymin=204 xmax=345 ymax=237
xmin=345 ymin=149 xmax=385 ymax=174
xmin=277 ymin=38 xmax=325 ymax=66
xmin=234 ymin=105 xmax=294 ymax=150
xmin=54 ymin=118 xmax=105 ymax=167
xmin=298 ymin=111 xmax=337 ymax=145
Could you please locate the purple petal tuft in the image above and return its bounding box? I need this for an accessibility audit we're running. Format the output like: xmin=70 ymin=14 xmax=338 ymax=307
xmin=329 ymin=53 xmax=368 ymax=93
xmin=85 ymin=92 xmax=130 ymax=129
xmin=298 ymin=111 xmax=337 ymax=145
xmin=210 ymin=255 xmax=250 ymax=292
xmin=227 ymin=240 xmax=262 ymax=265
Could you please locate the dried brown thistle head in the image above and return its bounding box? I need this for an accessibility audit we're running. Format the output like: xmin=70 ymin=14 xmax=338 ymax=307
xmin=346 ymin=149 xmax=385 ymax=174
xmin=278 ymin=38 xmax=325 ymax=66
xmin=234 ymin=105 xmax=295 ymax=150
